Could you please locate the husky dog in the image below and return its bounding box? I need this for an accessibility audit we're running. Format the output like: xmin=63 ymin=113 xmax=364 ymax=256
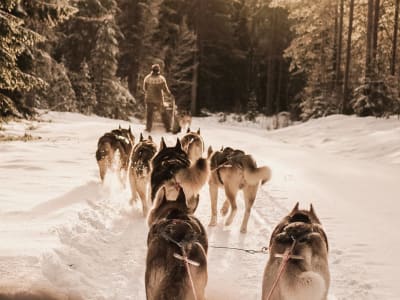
xmin=207 ymin=146 xmax=271 ymax=233
xmin=150 ymin=138 xmax=210 ymax=212
xmin=0 ymin=285 xmax=79 ymax=300
xmin=272 ymin=111 xmax=292 ymax=130
xmin=262 ymin=203 xmax=330 ymax=300
xmin=180 ymin=128 xmax=204 ymax=163
xmin=129 ymin=133 xmax=157 ymax=216
xmin=178 ymin=110 xmax=192 ymax=133
xmin=171 ymin=110 xmax=193 ymax=134
xmin=95 ymin=125 xmax=135 ymax=181
xmin=146 ymin=188 xmax=208 ymax=300
xmin=180 ymin=128 xmax=205 ymax=212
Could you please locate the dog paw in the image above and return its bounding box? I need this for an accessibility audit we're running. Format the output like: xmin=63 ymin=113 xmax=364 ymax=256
xmin=208 ymin=217 xmax=217 ymax=226
xmin=221 ymin=202 xmax=229 ymax=217
xmin=240 ymin=227 xmax=247 ymax=234
xmin=224 ymin=219 xmax=233 ymax=226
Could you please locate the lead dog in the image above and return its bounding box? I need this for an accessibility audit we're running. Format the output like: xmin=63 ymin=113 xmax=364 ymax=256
xmin=95 ymin=125 xmax=135 ymax=182
xmin=207 ymin=146 xmax=271 ymax=233
xmin=146 ymin=188 xmax=208 ymax=300
xmin=262 ymin=203 xmax=330 ymax=300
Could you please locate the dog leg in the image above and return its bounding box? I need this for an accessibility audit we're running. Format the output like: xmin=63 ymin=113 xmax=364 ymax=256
xmin=224 ymin=184 xmax=238 ymax=226
xmin=137 ymin=182 xmax=149 ymax=217
xmin=240 ymin=185 xmax=257 ymax=233
xmin=209 ymin=183 xmax=218 ymax=226
xmin=129 ymin=176 xmax=138 ymax=205
xmin=220 ymin=199 xmax=230 ymax=216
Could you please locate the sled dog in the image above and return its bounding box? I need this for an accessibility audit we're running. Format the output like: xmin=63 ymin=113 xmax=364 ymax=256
xmin=262 ymin=203 xmax=330 ymax=300
xmin=129 ymin=133 xmax=157 ymax=216
xmin=207 ymin=146 xmax=271 ymax=233
xmin=180 ymin=128 xmax=205 ymax=212
xmin=180 ymin=128 xmax=204 ymax=163
xmin=0 ymin=284 xmax=80 ymax=300
xmin=146 ymin=188 xmax=208 ymax=300
xmin=178 ymin=110 xmax=193 ymax=133
xmin=95 ymin=125 xmax=135 ymax=181
xmin=150 ymin=138 xmax=210 ymax=212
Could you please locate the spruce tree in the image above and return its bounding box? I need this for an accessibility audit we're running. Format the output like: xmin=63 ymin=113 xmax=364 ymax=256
xmin=0 ymin=1 xmax=45 ymax=117
xmin=69 ymin=60 xmax=97 ymax=115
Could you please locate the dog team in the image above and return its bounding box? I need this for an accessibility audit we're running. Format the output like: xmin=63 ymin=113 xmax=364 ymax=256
xmin=95 ymin=125 xmax=330 ymax=300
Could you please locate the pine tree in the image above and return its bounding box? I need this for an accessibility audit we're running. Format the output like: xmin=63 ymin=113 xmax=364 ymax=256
xmin=69 ymin=59 xmax=96 ymax=114
xmin=116 ymin=0 xmax=150 ymax=96
xmin=0 ymin=1 xmax=45 ymax=118
xmin=91 ymin=17 xmax=135 ymax=119
xmin=168 ymin=20 xmax=196 ymax=110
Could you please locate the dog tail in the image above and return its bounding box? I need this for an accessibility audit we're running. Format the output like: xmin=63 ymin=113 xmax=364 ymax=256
xmin=176 ymin=158 xmax=210 ymax=199
xmin=244 ymin=165 xmax=271 ymax=185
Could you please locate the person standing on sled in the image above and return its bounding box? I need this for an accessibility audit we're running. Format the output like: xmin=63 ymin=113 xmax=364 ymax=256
xmin=143 ymin=64 xmax=172 ymax=132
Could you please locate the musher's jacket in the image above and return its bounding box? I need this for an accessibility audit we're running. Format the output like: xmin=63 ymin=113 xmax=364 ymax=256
xmin=143 ymin=73 xmax=171 ymax=105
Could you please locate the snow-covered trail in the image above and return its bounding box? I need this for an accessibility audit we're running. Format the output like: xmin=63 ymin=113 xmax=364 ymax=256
xmin=0 ymin=112 xmax=399 ymax=299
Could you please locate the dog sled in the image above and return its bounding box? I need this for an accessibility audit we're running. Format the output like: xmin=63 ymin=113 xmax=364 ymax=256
xmin=150 ymin=95 xmax=179 ymax=133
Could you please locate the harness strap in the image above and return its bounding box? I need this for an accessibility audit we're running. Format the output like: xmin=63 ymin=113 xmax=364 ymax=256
xmin=216 ymin=168 xmax=224 ymax=185
xmin=181 ymin=247 xmax=198 ymax=300
xmin=266 ymin=238 xmax=298 ymax=300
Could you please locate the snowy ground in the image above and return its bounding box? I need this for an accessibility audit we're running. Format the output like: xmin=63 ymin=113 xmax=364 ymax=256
xmin=0 ymin=112 xmax=399 ymax=299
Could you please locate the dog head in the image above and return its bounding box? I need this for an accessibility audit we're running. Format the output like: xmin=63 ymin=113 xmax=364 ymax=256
xmin=148 ymin=187 xmax=190 ymax=226
xmin=111 ymin=125 xmax=135 ymax=145
xmin=150 ymin=138 xmax=191 ymax=201
xmin=180 ymin=128 xmax=204 ymax=162
xmin=131 ymin=133 xmax=157 ymax=177
xmin=269 ymin=203 xmax=329 ymax=262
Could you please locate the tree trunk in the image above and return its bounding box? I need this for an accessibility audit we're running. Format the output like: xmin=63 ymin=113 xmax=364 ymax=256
xmin=265 ymin=58 xmax=275 ymax=115
xmin=332 ymin=0 xmax=339 ymax=89
xmin=372 ymin=0 xmax=380 ymax=71
xmin=276 ymin=59 xmax=283 ymax=114
xmin=343 ymin=0 xmax=355 ymax=112
xmin=365 ymin=0 xmax=374 ymax=79
xmin=391 ymin=0 xmax=400 ymax=75
xmin=335 ymin=0 xmax=344 ymax=89
xmin=191 ymin=57 xmax=199 ymax=116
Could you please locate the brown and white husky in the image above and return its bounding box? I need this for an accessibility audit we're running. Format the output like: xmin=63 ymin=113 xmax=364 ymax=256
xmin=146 ymin=188 xmax=208 ymax=300
xmin=129 ymin=133 xmax=157 ymax=216
xmin=207 ymin=146 xmax=271 ymax=233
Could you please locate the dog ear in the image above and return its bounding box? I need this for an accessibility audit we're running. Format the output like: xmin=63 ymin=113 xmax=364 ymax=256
xmin=197 ymin=128 xmax=201 ymax=135
xmin=207 ymin=146 xmax=213 ymax=158
xmin=309 ymin=203 xmax=321 ymax=223
xmin=186 ymin=127 xmax=191 ymax=133
xmin=175 ymin=138 xmax=182 ymax=150
xmin=140 ymin=133 xmax=144 ymax=141
xmin=160 ymin=137 xmax=167 ymax=151
xmin=289 ymin=202 xmax=300 ymax=215
xmin=148 ymin=135 xmax=153 ymax=142
xmin=176 ymin=188 xmax=187 ymax=208
xmin=149 ymin=188 xmax=167 ymax=221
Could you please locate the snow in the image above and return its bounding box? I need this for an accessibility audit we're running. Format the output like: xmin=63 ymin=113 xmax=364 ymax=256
xmin=1 ymin=111 xmax=399 ymax=299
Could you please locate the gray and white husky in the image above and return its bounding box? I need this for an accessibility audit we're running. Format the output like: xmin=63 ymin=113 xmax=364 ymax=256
xmin=262 ymin=203 xmax=330 ymax=300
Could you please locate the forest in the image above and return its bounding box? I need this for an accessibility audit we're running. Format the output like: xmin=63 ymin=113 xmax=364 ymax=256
xmin=1 ymin=0 xmax=400 ymax=121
